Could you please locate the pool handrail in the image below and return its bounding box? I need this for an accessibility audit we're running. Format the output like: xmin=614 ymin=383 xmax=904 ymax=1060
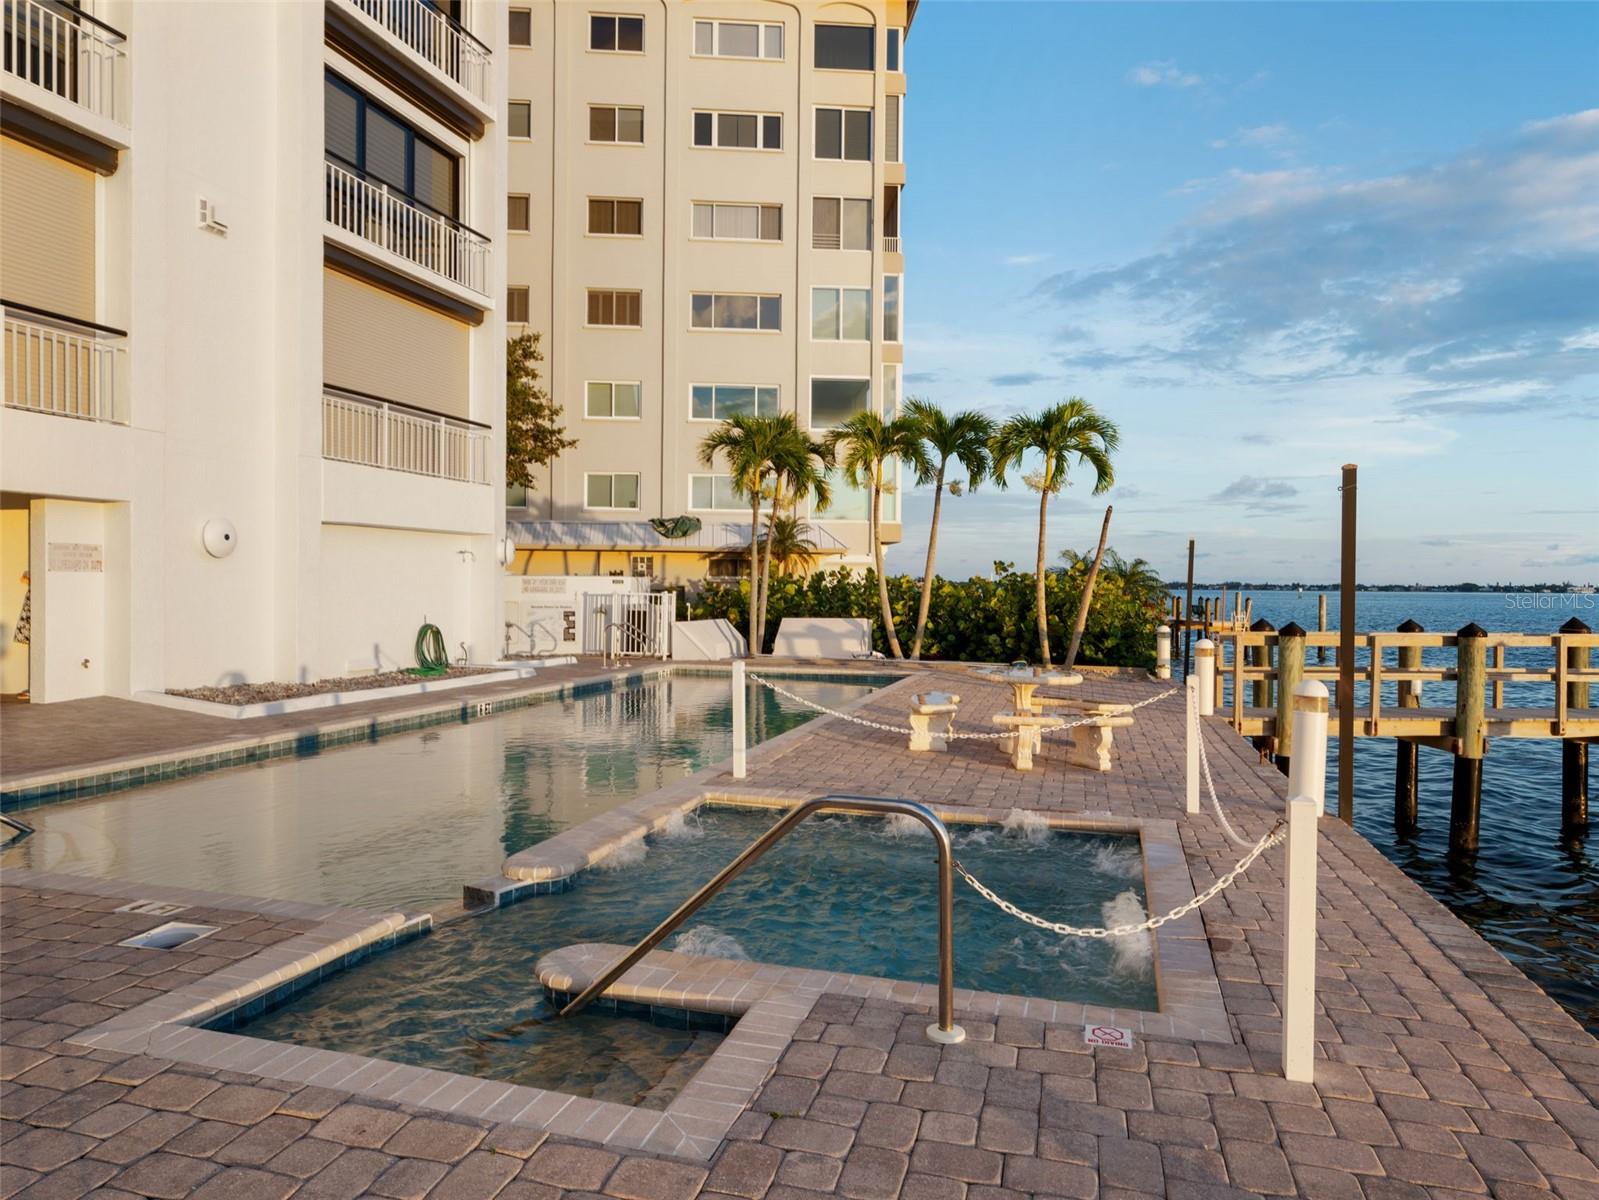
xmin=556 ymin=794 xmax=966 ymax=1043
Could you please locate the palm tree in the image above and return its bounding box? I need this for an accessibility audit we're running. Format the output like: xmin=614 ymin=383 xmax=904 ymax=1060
xmin=697 ymin=415 xmax=788 ymax=652
xmin=1102 ymin=550 xmax=1168 ymax=611
xmin=990 ymin=399 xmax=1120 ymax=665
xmin=825 ymin=412 xmax=931 ymax=658
xmin=761 ymin=514 xmax=820 ymax=578
xmin=756 ymin=428 xmax=831 ymax=647
xmin=904 ymin=399 xmax=995 ymax=660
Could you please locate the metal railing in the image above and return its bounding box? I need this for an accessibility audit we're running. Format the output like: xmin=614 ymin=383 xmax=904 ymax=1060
xmin=884 ymin=236 xmax=900 ymax=254
xmin=584 ymin=592 xmax=674 ymax=660
xmin=325 ymin=160 xmax=490 ymax=296
xmin=340 ymin=0 xmax=490 ymax=104
xmin=558 ymin=795 xmax=966 ymax=1043
xmin=322 ymin=387 xmax=490 ymax=484
xmin=3 ymin=0 xmax=126 ymax=124
xmin=2 ymin=303 xmax=127 ymax=424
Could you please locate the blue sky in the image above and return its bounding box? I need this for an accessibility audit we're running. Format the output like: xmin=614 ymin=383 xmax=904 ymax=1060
xmin=885 ymin=1 xmax=1599 ymax=585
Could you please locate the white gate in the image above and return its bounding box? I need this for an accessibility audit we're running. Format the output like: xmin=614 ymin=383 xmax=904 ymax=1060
xmin=582 ymin=591 xmax=675 ymax=659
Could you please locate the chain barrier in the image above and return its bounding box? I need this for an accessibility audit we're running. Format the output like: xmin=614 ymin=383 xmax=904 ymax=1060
xmin=746 ymin=671 xmax=1179 ymax=741
xmin=1189 ymin=682 xmax=1255 ymax=849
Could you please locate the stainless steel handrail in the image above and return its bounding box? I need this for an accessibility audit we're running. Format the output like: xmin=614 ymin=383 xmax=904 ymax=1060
xmin=557 ymin=795 xmax=967 ymax=1044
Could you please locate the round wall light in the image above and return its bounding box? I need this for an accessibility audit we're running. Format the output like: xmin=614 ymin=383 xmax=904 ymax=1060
xmin=201 ymin=519 xmax=238 ymax=558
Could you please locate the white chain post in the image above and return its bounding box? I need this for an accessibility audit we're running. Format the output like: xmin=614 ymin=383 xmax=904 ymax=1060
xmin=1282 ymin=791 xmax=1320 ymax=1082
xmin=1185 ymin=676 xmax=1201 ymax=815
xmin=1195 ymin=638 xmax=1216 ymax=716
xmin=1288 ymin=679 xmax=1329 ymax=817
xmin=1155 ymin=624 xmax=1172 ymax=680
xmin=732 ymin=659 xmax=747 ymax=779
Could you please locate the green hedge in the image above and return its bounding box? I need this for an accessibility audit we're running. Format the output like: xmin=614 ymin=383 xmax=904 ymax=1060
xmin=683 ymin=568 xmax=1159 ymax=666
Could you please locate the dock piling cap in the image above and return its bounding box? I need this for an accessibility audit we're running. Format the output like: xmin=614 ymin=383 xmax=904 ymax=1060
xmin=1250 ymin=617 xmax=1275 ymax=631
xmin=1458 ymin=622 xmax=1488 ymax=639
xmin=1279 ymin=621 xmax=1306 ymax=637
xmin=1293 ymin=678 xmax=1329 ymax=712
xmin=1560 ymin=616 xmax=1593 ymax=634
xmin=1397 ymin=618 xmax=1425 ymax=633
xmin=1195 ymin=638 xmax=1215 ymax=656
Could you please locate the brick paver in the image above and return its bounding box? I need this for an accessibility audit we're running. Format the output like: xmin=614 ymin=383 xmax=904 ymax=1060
xmin=4 ymin=666 xmax=1599 ymax=1198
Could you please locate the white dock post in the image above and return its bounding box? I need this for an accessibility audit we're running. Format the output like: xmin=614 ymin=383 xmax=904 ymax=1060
xmin=1155 ymin=624 xmax=1172 ymax=680
xmin=1196 ymin=638 xmax=1216 ymax=716
xmin=1282 ymin=678 xmax=1328 ymax=1082
xmin=732 ymin=659 xmax=747 ymax=779
xmin=1288 ymin=680 xmax=1330 ymax=817
xmin=1185 ymin=675 xmax=1200 ymax=814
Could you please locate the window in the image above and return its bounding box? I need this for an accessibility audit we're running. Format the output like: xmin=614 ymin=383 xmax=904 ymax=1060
xmin=691 ymin=293 xmax=781 ymax=332
xmin=882 ymin=363 xmax=901 ymax=417
xmin=590 ymin=105 xmax=644 ymax=144
xmin=325 ymin=73 xmax=459 ymax=218
xmin=691 ymin=384 xmax=779 ymax=421
xmin=883 ymin=275 xmax=901 ymax=342
xmin=886 ymin=95 xmax=902 ymax=163
xmin=507 ymin=286 xmax=530 ymax=324
xmin=586 ymin=381 xmax=641 ymax=419
xmin=814 ymin=107 xmax=871 ymax=161
xmin=508 ymin=194 xmax=530 ymax=232
xmin=588 ymin=197 xmax=643 ymax=236
xmin=883 ymin=184 xmax=901 ymax=248
xmin=812 ymin=287 xmax=871 ymax=341
xmin=630 ymin=555 xmax=655 ymax=578
xmin=707 ymin=554 xmax=747 ymax=579
xmin=811 ymin=378 xmax=871 ymax=428
xmin=812 ymin=197 xmax=871 ymax=250
xmin=694 ymin=19 xmax=783 ymax=60
xmin=587 ymin=289 xmax=642 ymax=327
xmin=886 ymin=27 xmax=903 ymax=72
xmin=690 ymin=475 xmax=754 ymax=511
xmin=586 ymin=473 xmax=640 ymax=509
xmin=817 ymin=468 xmax=869 ymax=520
xmin=509 ymin=8 xmax=531 ymax=46
xmin=508 ymin=100 xmax=531 ymax=139
xmin=815 ymin=24 xmax=873 ymax=70
xmin=691 ymin=202 xmax=781 ymax=242
xmin=590 ymin=13 xmax=643 ymax=52
xmin=692 ymin=110 xmax=782 ymax=150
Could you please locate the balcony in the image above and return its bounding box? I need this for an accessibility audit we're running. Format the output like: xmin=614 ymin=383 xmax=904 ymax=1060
xmin=322 ymin=387 xmax=489 ymax=484
xmin=885 ymin=236 xmax=901 ymax=254
xmin=327 ymin=0 xmax=491 ymax=133
xmin=2 ymin=302 xmax=127 ymax=424
xmin=2 ymin=0 xmax=128 ymax=162
xmin=325 ymin=159 xmax=490 ymax=300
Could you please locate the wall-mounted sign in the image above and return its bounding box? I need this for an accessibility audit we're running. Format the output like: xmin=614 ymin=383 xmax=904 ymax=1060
xmin=47 ymin=542 xmax=103 ymax=573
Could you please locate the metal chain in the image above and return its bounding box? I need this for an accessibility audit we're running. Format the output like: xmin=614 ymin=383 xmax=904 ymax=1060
xmin=747 ymin=672 xmax=1179 ymax=741
xmin=954 ymin=819 xmax=1286 ymax=938
xmin=1189 ymin=683 xmax=1255 ymax=849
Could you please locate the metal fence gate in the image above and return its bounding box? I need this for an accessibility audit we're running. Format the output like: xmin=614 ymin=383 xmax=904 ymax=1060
xmin=581 ymin=591 xmax=675 ymax=659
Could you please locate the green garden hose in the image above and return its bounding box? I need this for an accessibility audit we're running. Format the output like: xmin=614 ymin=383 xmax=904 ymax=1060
xmin=410 ymin=623 xmax=449 ymax=676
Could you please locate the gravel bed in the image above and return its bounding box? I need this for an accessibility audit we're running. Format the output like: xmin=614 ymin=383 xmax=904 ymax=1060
xmin=167 ymin=667 xmax=496 ymax=705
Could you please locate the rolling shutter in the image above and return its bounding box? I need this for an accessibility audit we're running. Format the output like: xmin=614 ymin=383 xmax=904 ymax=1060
xmin=323 ymin=268 xmax=470 ymax=417
xmin=1 ymin=137 xmax=95 ymax=319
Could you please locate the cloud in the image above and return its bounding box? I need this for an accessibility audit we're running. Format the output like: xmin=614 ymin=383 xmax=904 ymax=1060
xmin=1210 ymin=476 xmax=1303 ymax=513
xmin=1034 ymin=110 xmax=1599 ymax=405
xmin=1127 ymin=60 xmax=1204 ymax=89
xmin=988 ymin=371 xmax=1055 ymax=388
xmin=1002 ymin=252 xmax=1050 ymax=267
xmin=1210 ymin=123 xmax=1297 ymax=156
xmin=1239 ymin=432 xmax=1274 ymax=445
xmin=904 ymin=370 xmax=944 ymax=385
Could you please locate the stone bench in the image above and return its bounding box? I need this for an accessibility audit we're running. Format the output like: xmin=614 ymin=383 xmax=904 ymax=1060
xmin=990 ymin=710 xmax=1065 ymax=771
xmin=908 ymin=692 xmax=960 ymax=753
xmin=1036 ymin=698 xmax=1136 ymax=772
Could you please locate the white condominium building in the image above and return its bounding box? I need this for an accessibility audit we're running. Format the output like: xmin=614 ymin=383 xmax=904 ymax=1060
xmin=1 ymin=0 xmax=509 ymax=701
xmin=503 ymin=0 xmax=915 ymax=584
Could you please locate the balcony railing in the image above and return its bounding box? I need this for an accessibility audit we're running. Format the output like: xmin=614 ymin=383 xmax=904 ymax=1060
xmin=2 ymin=302 xmax=127 ymax=424
xmin=326 ymin=160 xmax=490 ymax=297
xmin=322 ymin=387 xmax=490 ymax=484
xmin=341 ymin=0 xmax=490 ymax=105
xmin=3 ymin=0 xmax=127 ymax=125
xmin=885 ymin=236 xmax=901 ymax=254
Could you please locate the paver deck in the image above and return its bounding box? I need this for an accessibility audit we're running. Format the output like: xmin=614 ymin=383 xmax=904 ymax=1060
xmin=3 ymin=663 xmax=1598 ymax=1199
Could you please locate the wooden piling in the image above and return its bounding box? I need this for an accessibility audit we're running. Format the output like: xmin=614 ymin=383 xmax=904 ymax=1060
xmin=1317 ymin=594 xmax=1328 ymax=664
xmin=1249 ymin=618 xmax=1275 ymax=758
xmin=1243 ymin=597 xmax=1253 ymax=626
xmin=1450 ymin=623 xmax=1487 ymax=856
xmin=1394 ymin=619 xmax=1423 ymax=837
xmin=1275 ymin=622 xmax=1307 ymax=776
xmin=1562 ymin=617 xmax=1590 ymax=834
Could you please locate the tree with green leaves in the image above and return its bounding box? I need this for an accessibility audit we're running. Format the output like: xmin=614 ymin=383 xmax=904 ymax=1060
xmin=990 ymin=399 xmax=1120 ymax=665
xmin=756 ymin=428 xmax=831 ymax=648
xmin=505 ymin=333 xmax=576 ymax=492
xmin=761 ymin=514 xmax=821 ymax=578
xmin=904 ymin=399 xmax=995 ymax=660
xmin=825 ymin=412 xmax=932 ymax=658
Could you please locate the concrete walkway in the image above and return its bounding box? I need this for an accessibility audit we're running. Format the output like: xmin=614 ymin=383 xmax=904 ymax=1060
xmin=3 ymin=666 xmax=1598 ymax=1198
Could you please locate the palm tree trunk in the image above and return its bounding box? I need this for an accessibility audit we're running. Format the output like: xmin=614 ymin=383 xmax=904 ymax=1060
xmin=756 ymin=488 xmax=780 ymax=652
xmin=910 ymin=464 xmax=946 ymax=659
xmin=872 ymin=470 xmax=903 ymax=657
xmin=746 ymin=497 xmax=762 ymax=655
xmin=1064 ymin=505 xmax=1113 ymax=670
xmin=1035 ymin=485 xmax=1051 ymax=665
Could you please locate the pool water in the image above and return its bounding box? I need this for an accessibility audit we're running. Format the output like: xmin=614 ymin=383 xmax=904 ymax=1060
xmin=239 ymin=807 xmax=1154 ymax=1105
xmin=1 ymin=673 xmax=890 ymax=911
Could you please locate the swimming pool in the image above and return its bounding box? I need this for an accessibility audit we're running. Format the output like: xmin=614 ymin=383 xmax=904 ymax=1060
xmin=236 ymin=806 xmax=1154 ymax=1105
xmin=0 ymin=672 xmax=892 ymax=911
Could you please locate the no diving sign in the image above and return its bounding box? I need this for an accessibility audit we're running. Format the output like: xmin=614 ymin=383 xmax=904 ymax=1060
xmin=1084 ymin=1024 xmax=1135 ymax=1049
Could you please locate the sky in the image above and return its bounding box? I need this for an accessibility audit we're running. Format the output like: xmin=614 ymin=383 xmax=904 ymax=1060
xmin=884 ymin=1 xmax=1599 ymax=585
